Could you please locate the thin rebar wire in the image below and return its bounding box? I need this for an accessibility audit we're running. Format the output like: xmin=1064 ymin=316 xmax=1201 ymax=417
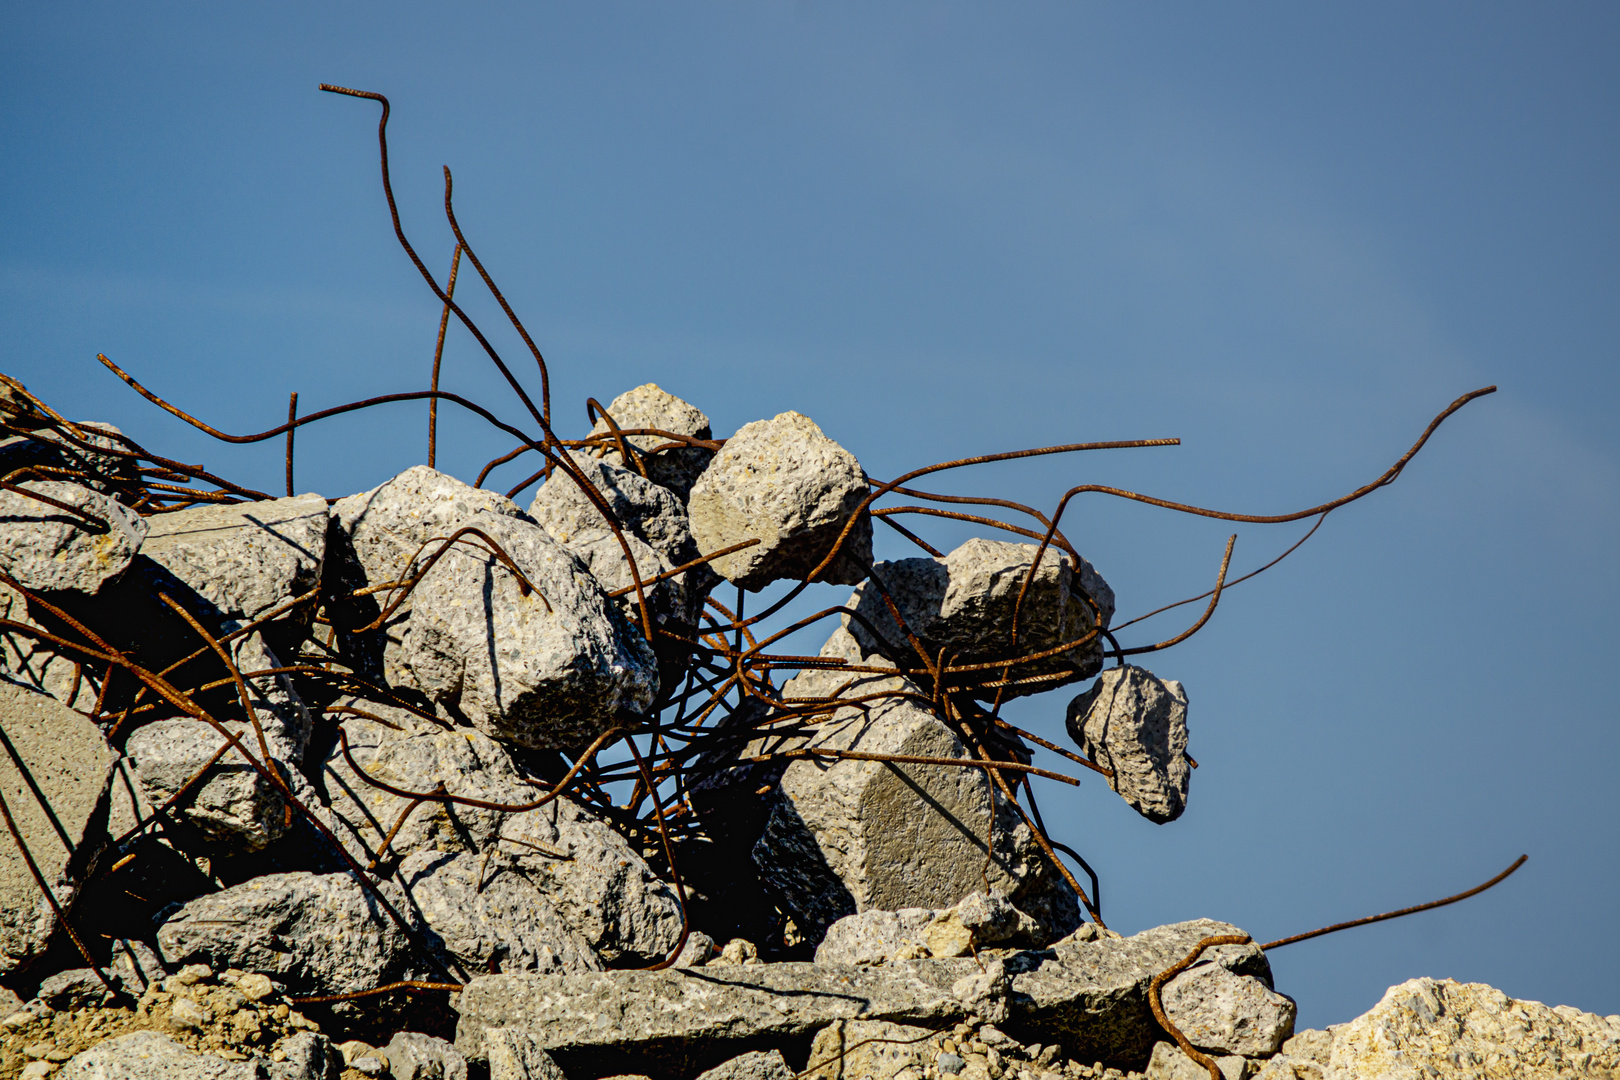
xmin=427 ymin=243 xmax=462 ymax=469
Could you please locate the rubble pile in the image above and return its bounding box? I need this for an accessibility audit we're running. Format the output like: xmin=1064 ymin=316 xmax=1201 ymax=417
xmin=0 ymin=367 xmax=1599 ymax=1080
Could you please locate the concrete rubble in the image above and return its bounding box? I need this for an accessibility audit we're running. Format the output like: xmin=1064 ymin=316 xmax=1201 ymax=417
xmin=0 ymin=374 xmax=1597 ymax=1080
xmin=845 ymin=537 xmax=1111 ymax=700
xmin=687 ymin=411 xmax=873 ymax=589
xmin=0 ymin=680 xmax=117 ymax=975
xmin=738 ymin=627 xmax=1077 ymax=944
xmin=1066 ymin=666 xmax=1190 ymax=824
xmin=332 ymin=465 xmax=658 ymax=748
xmin=0 ymin=480 xmax=147 ymax=595
xmin=585 ymin=383 xmax=717 ymax=499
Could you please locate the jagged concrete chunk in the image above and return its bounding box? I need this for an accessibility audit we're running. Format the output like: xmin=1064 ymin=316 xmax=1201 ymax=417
xmin=56 ymin=1031 xmax=259 ymax=1079
xmin=805 ymin=1020 xmax=934 ymax=1080
xmin=748 ymin=630 xmax=1076 ymax=944
xmin=0 ymin=582 xmax=103 ymax=712
xmin=687 ymin=411 xmax=872 ymax=590
xmin=140 ymin=492 xmax=327 ymax=627
xmin=1066 ymin=665 xmax=1190 ymax=824
xmin=815 ymin=907 xmax=935 ymax=966
xmin=586 ymin=383 xmax=716 ymax=498
xmin=1160 ymin=946 xmax=1296 ymax=1056
xmin=397 ymin=849 xmax=603 ymax=978
xmin=455 ymin=920 xmax=1258 ymax=1074
xmin=846 ymin=537 xmax=1110 ymax=700
xmin=0 ymin=480 xmax=147 ymax=594
xmin=815 ymin=893 xmax=1034 ymax=966
xmin=156 ymin=871 xmax=414 ymax=998
xmin=1145 ymin=1041 xmax=1252 ymax=1080
xmin=319 ymin=705 xmax=681 ymax=966
xmin=1010 ymin=919 xmax=1270 ymax=1066
xmin=1327 ymin=977 xmax=1620 ymax=1079
xmin=385 ymin=1031 xmax=470 ymax=1080
xmin=333 ymin=466 xmax=657 ymax=748
xmin=125 ymin=718 xmax=293 ymax=852
xmin=454 ymin=960 xmax=974 ymax=1074
xmin=700 ymin=1048 xmax=796 ymax=1080
xmin=0 ymin=679 xmax=116 ymax=974
xmin=531 ymin=450 xmax=704 ymax=571
xmin=485 ymin=1027 xmax=568 ymax=1080
xmin=530 ymin=450 xmax=711 ymax=678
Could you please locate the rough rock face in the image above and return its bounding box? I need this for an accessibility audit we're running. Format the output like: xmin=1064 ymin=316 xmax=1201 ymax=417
xmin=585 ymin=383 xmax=716 ymax=499
xmin=155 ymin=871 xmax=416 ymax=999
xmin=384 ymin=1031 xmax=470 ymax=1080
xmin=0 ymin=680 xmax=117 ymax=975
xmin=687 ymin=411 xmax=872 ymax=590
xmin=1325 ymin=977 xmax=1620 ymax=1079
xmin=531 ymin=450 xmax=704 ymax=572
xmin=1144 ymin=1041 xmax=1251 ymax=1080
xmin=139 ymin=492 xmax=327 ymax=628
xmin=57 ymin=1030 xmax=262 ymax=1080
xmin=125 ymin=718 xmax=293 ymax=852
xmin=397 ymin=849 xmax=603 ymax=978
xmin=453 ymin=919 xmax=1259 ymax=1074
xmin=1066 ymin=665 xmax=1190 ymax=824
xmin=1010 ymin=919 xmax=1271 ymax=1066
xmin=485 ymin=1027 xmax=568 ymax=1080
xmin=453 ymin=959 xmax=973 ymax=1074
xmin=332 ymin=466 xmax=658 ymax=748
xmin=0 ymin=480 xmax=147 ymax=594
xmin=0 ymin=582 xmax=102 ymax=712
xmin=846 ymin=537 xmax=1110 ymax=700
xmin=698 ymin=1049 xmax=797 ymax=1080
xmin=805 ymin=1019 xmax=935 ymax=1080
xmin=747 ymin=629 xmax=1077 ymax=944
xmin=1160 ymin=943 xmax=1296 ymax=1057
xmin=814 ymin=892 xmax=1033 ymax=966
xmin=320 ymin=704 xmax=683 ymax=965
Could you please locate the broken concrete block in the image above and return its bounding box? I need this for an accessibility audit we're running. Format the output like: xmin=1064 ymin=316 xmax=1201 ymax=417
xmin=56 ymin=1030 xmax=260 ymax=1079
xmin=805 ymin=1021 xmax=935 ymax=1080
xmin=701 ymin=1048 xmax=797 ymax=1080
xmin=749 ymin=631 xmax=1077 ymax=944
xmin=1328 ymin=977 xmax=1620 ymax=1079
xmin=845 ymin=537 xmax=1110 ymax=700
xmin=155 ymin=871 xmax=415 ymax=999
xmin=1145 ymin=1041 xmax=1253 ymax=1080
xmin=0 ymin=582 xmax=102 ymax=712
xmin=125 ymin=718 xmax=293 ymax=852
xmin=1160 ymin=946 xmax=1296 ymax=1057
xmin=319 ymin=705 xmax=682 ymax=966
xmin=384 ymin=1031 xmax=470 ymax=1080
xmin=687 ymin=411 xmax=872 ymax=590
xmin=0 ymin=480 xmax=146 ymax=595
xmin=0 ymin=679 xmax=117 ymax=974
xmin=397 ymin=849 xmax=603 ymax=978
xmin=1066 ymin=664 xmax=1190 ymax=824
xmin=531 ymin=450 xmax=705 ymax=573
xmin=1012 ymin=919 xmax=1271 ymax=1066
xmin=815 ymin=907 xmax=935 ymax=966
xmin=453 ymin=960 xmax=972 ymax=1075
xmin=139 ymin=492 xmax=327 ymax=629
xmin=585 ymin=383 xmax=716 ymax=499
xmin=334 ymin=467 xmax=658 ymax=748
xmin=484 ymin=1027 xmax=568 ymax=1080
xmin=814 ymin=893 xmax=1031 ymax=966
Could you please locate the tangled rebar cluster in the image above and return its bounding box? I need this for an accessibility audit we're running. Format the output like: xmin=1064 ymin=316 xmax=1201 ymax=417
xmin=0 ymin=85 xmax=1510 ymax=1035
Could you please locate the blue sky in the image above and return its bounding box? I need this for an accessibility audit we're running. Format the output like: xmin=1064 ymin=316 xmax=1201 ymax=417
xmin=4 ymin=3 xmax=1617 ymax=1029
